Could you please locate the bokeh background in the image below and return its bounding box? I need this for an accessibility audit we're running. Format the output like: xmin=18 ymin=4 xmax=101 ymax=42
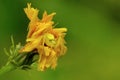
xmin=0 ymin=0 xmax=120 ymax=80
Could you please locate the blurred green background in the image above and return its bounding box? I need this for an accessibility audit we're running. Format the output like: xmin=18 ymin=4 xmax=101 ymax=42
xmin=0 ymin=0 xmax=120 ymax=80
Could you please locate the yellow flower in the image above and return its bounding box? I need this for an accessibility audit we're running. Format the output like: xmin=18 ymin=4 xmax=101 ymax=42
xmin=19 ymin=3 xmax=67 ymax=71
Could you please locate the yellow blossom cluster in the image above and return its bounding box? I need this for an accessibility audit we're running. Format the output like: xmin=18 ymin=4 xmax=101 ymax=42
xmin=19 ymin=3 xmax=67 ymax=71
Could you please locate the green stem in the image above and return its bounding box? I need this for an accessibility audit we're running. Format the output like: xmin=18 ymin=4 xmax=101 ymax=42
xmin=0 ymin=63 xmax=16 ymax=76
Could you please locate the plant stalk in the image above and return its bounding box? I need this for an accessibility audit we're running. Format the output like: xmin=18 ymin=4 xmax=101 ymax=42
xmin=0 ymin=63 xmax=16 ymax=76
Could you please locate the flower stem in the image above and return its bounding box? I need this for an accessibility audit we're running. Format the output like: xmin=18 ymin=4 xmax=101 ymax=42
xmin=0 ymin=63 xmax=16 ymax=76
